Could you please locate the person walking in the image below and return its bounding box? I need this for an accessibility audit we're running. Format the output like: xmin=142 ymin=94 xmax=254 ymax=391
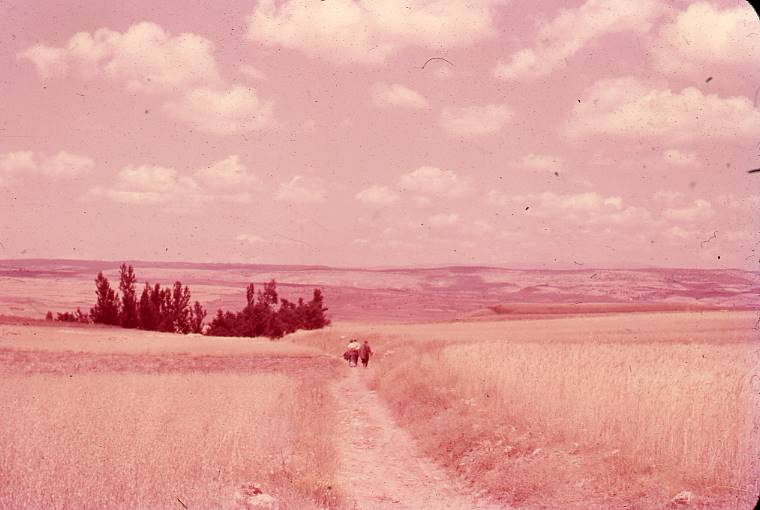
xmin=359 ymin=340 xmax=373 ymax=368
xmin=346 ymin=337 xmax=360 ymax=367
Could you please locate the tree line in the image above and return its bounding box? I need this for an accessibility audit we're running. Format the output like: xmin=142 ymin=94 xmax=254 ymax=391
xmin=206 ymin=280 xmax=329 ymax=338
xmin=47 ymin=264 xmax=329 ymax=338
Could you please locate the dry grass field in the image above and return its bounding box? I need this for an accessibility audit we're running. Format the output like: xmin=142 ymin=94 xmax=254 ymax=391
xmin=297 ymin=311 xmax=760 ymax=509
xmin=0 ymin=324 xmax=341 ymax=510
xmin=2 ymin=262 xmax=759 ymax=509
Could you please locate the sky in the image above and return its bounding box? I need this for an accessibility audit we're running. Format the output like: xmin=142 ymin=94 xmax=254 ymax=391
xmin=0 ymin=0 xmax=758 ymax=269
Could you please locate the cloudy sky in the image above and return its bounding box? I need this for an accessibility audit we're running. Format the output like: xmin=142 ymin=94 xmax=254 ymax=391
xmin=1 ymin=0 xmax=758 ymax=268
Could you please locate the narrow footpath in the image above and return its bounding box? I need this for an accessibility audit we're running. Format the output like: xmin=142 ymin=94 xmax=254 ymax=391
xmin=331 ymin=367 xmax=507 ymax=510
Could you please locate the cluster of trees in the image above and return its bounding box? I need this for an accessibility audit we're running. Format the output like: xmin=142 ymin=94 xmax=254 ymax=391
xmin=207 ymin=280 xmax=329 ymax=338
xmin=47 ymin=264 xmax=206 ymax=334
xmin=46 ymin=264 xmax=330 ymax=339
xmin=88 ymin=264 xmax=207 ymax=334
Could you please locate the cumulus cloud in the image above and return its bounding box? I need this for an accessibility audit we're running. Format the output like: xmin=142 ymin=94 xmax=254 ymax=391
xmin=165 ymin=85 xmax=274 ymax=135
xmin=89 ymin=156 xmax=257 ymax=208
xmin=276 ymin=175 xmax=326 ymax=204
xmin=665 ymin=226 xmax=697 ymax=240
xmin=239 ymin=64 xmax=266 ymax=81
xmin=18 ymin=22 xmax=220 ymax=93
xmin=488 ymin=190 xmax=655 ymax=227
xmin=355 ymin=185 xmax=400 ymax=206
xmin=193 ymin=155 xmax=259 ymax=191
xmin=0 ymin=150 xmax=94 ymax=183
xmin=398 ymin=166 xmax=468 ymax=197
xmin=371 ymin=83 xmax=428 ymax=109
xmin=19 ymin=22 xmax=277 ymax=135
xmin=653 ymin=190 xmax=684 ymax=205
xmin=236 ymin=234 xmax=266 ymax=244
xmin=663 ymin=199 xmax=714 ymax=222
xmin=521 ymin=153 xmax=562 ymax=172
xmin=119 ymin=164 xmax=180 ymax=192
xmin=654 ymin=2 xmax=760 ymax=75
xmin=494 ymin=0 xmax=663 ymax=80
xmin=566 ymin=76 xmax=760 ymax=142
xmin=440 ymin=103 xmax=512 ymax=137
xmin=247 ymin=0 xmax=501 ymax=64
xmin=0 ymin=151 xmax=37 ymax=175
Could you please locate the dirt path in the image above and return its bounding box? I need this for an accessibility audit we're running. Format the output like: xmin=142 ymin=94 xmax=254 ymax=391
xmin=331 ymin=367 xmax=507 ymax=510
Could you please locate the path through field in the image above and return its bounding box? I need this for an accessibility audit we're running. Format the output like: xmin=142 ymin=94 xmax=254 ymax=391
xmin=332 ymin=368 xmax=507 ymax=510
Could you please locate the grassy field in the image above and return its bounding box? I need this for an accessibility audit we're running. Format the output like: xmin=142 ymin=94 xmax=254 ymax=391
xmin=297 ymin=311 xmax=760 ymax=509
xmin=0 ymin=324 xmax=341 ymax=510
xmin=3 ymin=310 xmax=758 ymax=509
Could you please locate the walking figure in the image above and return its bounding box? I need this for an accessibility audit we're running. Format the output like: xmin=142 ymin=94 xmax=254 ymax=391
xmin=359 ymin=340 xmax=373 ymax=368
xmin=344 ymin=337 xmax=360 ymax=367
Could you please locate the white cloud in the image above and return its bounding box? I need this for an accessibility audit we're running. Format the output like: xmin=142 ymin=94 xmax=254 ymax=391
xmin=89 ymin=156 xmax=257 ymax=209
xmin=165 ymin=85 xmax=274 ymax=134
xmin=355 ymin=185 xmax=400 ymax=206
xmin=0 ymin=150 xmax=93 ymax=183
xmin=663 ymin=199 xmax=714 ymax=222
xmin=654 ymin=2 xmax=760 ymax=75
xmin=566 ymin=76 xmax=760 ymax=142
xmin=193 ymin=155 xmax=259 ymax=191
xmin=41 ymin=151 xmax=95 ymax=178
xmin=663 ymin=149 xmax=697 ymax=166
xmin=0 ymin=151 xmax=37 ymax=175
xmin=488 ymin=190 xmax=653 ymax=226
xmin=665 ymin=226 xmax=697 ymax=240
xmin=17 ymin=45 xmax=68 ymax=78
xmin=239 ymin=64 xmax=266 ymax=81
xmin=440 ymin=103 xmax=512 ymax=137
xmin=653 ymin=190 xmax=684 ymax=205
xmin=371 ymin=83 xmax=428 ymax=109
xmin=247 ymin=0 xmax=502 ymax=64
xmin=90 ymin=189 xmax=164 ymax=205
xmin=18 ymin=22 xmax=220 ymax=93
xmin=119 ymin=164 xmax=179 ymax=192
xmin=428 ymin=213 xmax=460 ymax=227
xmin=398 ymin=166 xmax=468 ymax=197
xmin=276 ymin=175 xmax=326 ymax=204
xmin=554 ymin=192 xmax=622 ymax=212
xmin=236 ymin=234 xmax=266 ymax=244
xmin=522 ymin=153 xmax=562 ymax=171
xmin=494 ymin=0 xmax=663 ymax=80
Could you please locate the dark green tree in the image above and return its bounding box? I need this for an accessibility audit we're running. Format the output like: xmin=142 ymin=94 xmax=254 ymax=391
xmin=303 ymin=288 xmax=329 ymax=329
xmin=190 ymin=301 xmax=207 ymax=334
xmin=90 ymin=272 xmax=119 ymax=325
xmin=138 ymin=283 xmax=156 ymax=330
xmin=118 ymin=263 xmax=138 ymax=328
xmin=169 ymin=281 xmax=192 ymax=334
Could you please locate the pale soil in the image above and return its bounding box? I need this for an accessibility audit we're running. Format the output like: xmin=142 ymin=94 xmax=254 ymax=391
xmin=332 ymin=367 xmax=507 ymax=510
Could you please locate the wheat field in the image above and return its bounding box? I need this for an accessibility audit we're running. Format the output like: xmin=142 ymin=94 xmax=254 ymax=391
xmin=299 ymin=311 xmax=760 ymax=508
xmin=0 ymin=372 xmax=338 ymax=509
xmin=0 ymin=323 xmax=341 ymax=510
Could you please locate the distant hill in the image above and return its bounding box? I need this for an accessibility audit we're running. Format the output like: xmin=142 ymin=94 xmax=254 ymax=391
xmin=0 ymin=259 xmax=757 ymax=322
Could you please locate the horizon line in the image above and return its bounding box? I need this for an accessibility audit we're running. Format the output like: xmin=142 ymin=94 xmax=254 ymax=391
xmin=0 ymin=256 xmax=755 ymax=273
